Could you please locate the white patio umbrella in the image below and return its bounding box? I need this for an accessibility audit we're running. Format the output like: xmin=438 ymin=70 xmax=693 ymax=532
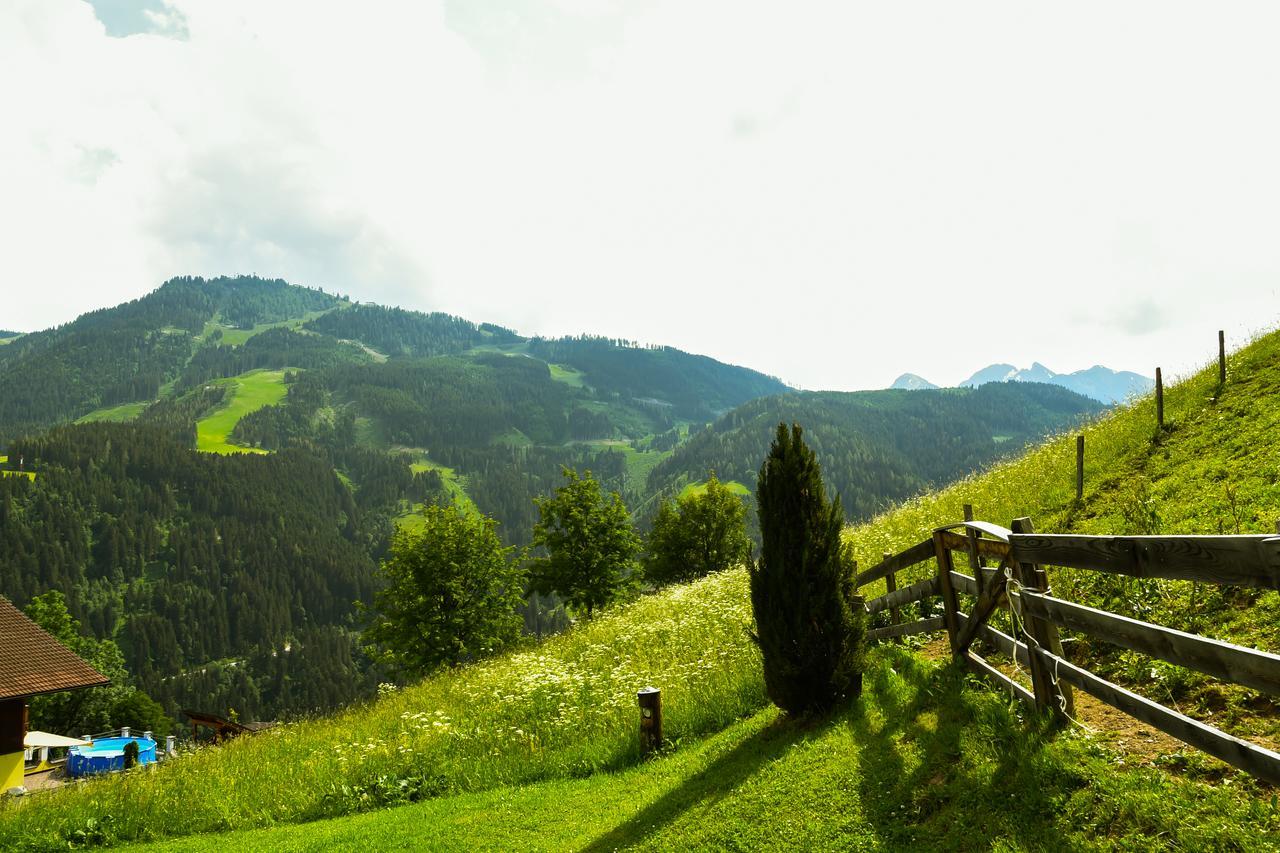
xmin=24 ymin=731 xmax=90 ymax=748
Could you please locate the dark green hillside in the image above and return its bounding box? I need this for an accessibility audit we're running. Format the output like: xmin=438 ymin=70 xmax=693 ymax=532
xmin=0 ymin=276 xmax=342 ymax=444
xmin=303 ymin=303 xmax=520 ymax=357
xmin=0 ymin=422 xmax=386 ymax=721
xmin=526 ymin=336 xmax=789 ymax=419
xmin=324 ymin=355 xmax=572 ymax=448
xmin=648 ymin=383 xmax=1105 ymax=519
xmin=177 ymin=327 xmax=370 ymax=388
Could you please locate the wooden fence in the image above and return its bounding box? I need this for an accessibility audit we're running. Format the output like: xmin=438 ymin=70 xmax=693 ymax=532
xmin=856 ymin=514 xmax=1280 ymax=785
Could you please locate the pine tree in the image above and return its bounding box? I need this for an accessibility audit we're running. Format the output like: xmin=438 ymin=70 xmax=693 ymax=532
xmin=750 ymin=423 xmax=865 ymax=715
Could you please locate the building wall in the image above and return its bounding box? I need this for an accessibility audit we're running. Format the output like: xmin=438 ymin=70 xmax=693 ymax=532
xmin=0 ymin=752 xmax=20 ymax=791
xmin=0 ymin=700 xmax=27 ymax=792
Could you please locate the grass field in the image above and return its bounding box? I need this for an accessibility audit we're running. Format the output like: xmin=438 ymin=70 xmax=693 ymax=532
xmin=194 ymin=370 xmax=290 ymax=454
xmin=678 ymin=478 xmax=751 ymax=500
xmin=129 ymin=645 xmax=1280 ymax=852
xmin=548 ymin=363 xmax=588 ymax=388
xmin=398 ymin=456 xmax=481 ymax=526
xmin=199 ymin=309 xmax=334 ymax=346
xmin=75 ymin=400 xmax=150 ymax=424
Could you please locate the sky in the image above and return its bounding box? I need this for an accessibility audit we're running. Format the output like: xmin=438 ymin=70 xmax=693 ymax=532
xmin=4 ymin=0 xmax=1280 ymax=390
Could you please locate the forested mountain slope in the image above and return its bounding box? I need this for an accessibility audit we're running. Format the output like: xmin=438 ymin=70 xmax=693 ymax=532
xmin=0 ymin=423 xmax=397 ymax=719
xmin=0 ymin=276 xmax=1108 ymax=726
xmin=0 ymin=276 xmax=343 ymax=444
xmin=647 ymin=383 xmax=1105 ymax=519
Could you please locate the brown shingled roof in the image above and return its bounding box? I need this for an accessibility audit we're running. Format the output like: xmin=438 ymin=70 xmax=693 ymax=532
xmin=0 ymin=597 xmax=110 ymax=701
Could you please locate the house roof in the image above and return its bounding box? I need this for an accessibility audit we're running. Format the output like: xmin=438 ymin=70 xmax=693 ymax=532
xmin=0 ymin=597 xmax=110 ymax=702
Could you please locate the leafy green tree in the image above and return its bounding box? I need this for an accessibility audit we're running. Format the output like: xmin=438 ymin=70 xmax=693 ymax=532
xmin=363 ymin=504 xmax=527 ymax=678
xmin=644 ymin=474 xmax=753 ymax=586
xmin=529 ymin=468 xmax=640 ymax=618
xmin=750 ymin=423 xmax=865 ymax=716
xmin=110 ymin=691 xmax=172 ymax=737
xmin=23 ymin=591 xmax=163 ymax=736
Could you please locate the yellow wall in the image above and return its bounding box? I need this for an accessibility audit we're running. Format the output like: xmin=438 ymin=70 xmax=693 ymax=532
xmin=0 ymin=751 xmax=21 ymax=792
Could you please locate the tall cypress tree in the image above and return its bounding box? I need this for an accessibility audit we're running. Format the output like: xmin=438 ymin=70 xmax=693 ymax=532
xmin=750 ymin=423 xmax=865 ymax=715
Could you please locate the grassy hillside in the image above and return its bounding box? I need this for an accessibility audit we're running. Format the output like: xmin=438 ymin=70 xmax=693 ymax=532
xmin=134 ymin=647 xmax=1276 ymax=852
xmin=845 ymin=330 xmax=1280 ymax=749
xmin=195 ymin=369 xmax=290 ymax=454
xmin=0 ymin=572 xmax=762 ymax=850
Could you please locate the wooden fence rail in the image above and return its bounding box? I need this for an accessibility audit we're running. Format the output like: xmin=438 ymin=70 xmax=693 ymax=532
xmin=856 ymin=515 xmax=1280 ymax=785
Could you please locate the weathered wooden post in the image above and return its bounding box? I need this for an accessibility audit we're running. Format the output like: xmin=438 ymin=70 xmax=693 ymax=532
xmin=882 ymin=551 xmax=900 ymax=627
xmin=1076 ymin=435 xmax=1085 ymax=501
xmin=1155 ymin=368 xmax=1164 ymax=429
xmin=638 ymin=687 xmax=662 ymax=755
xmin=1219 ymin=330 xmax=1227 ymax=386
xmin=932 ymin=531 xmax=962 ymax=656
xmin=1010 ymin=517 xmax=1073 ymax=721
xmin=963 ymin=503 xmax=984 ymax=595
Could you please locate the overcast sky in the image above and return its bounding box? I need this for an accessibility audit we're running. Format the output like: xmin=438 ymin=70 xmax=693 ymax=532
xmin=4 ymin=1 xmax=1280 ymax=390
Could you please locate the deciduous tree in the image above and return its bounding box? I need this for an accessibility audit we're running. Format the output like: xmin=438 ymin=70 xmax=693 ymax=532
xmin=529 ymin=468 xmax=640 ymax=618
xmin=363 ymin=504 xmax=527 ymax=677
xmin=644 ymin=474 xmax=752 ymax=586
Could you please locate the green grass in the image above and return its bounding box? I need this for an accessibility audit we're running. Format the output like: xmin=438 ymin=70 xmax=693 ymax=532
xmin=129 ymin=646 xmax=1279 ymax=852
xmin=583 ymin=441 xmax=672 ymax=495
xmin=0 ymin=571 xmax=763 ymax=850
xmin=399 ymin=457 xmax=481 ymax=525
xmin=678 ymin=478 xmax=751 ymax=500
xmin=199 ymin=310 xmax=334 ymax=346
xmin=548 ymin=363 xmax=588 ymax=388
xmin=75 ymin=400 xmax=151 ymax=424
xmin=843 ymin=330 xmax=1280 ymax=746
xmin=194 ymin=370 xmax=290 ymax=454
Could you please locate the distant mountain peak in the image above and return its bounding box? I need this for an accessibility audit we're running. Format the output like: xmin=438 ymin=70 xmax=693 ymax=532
xmin=960 ymin=364 xmax=1019 ymax=387
xmin=958 ymin=361 xmax=1153 ymax=404
xmin=889 ymin=373 xmax=938 ymax=391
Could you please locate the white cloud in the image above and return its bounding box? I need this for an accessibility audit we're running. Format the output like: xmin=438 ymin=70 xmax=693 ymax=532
xmin=4 ymin=0 xmax=1280 ymax=389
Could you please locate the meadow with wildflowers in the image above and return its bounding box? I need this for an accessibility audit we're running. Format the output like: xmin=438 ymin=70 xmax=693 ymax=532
xmin=0 ymin=571 xmax=763 ymax=849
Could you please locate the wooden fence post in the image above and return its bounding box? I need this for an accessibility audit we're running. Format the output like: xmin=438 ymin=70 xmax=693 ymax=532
xmin=933 ymin=531 xmax=963 ymax=656
xmin=963 ymin=503 xmax=984 ymax=596
xmin=1076 ymin=435 xmax=1085 ymax=502
xmin=1219 ymin=330 xmax=1227 ymax=386
xmin=1156 ymin=368 xmax=1164 ymax=429
xmin=1010 ymin=517 xmax=1073 ymax=721
xmin=882 ymin=552 xmax=900 ymax=628
xmin=638 ymin=687 xmax=662 ymax=755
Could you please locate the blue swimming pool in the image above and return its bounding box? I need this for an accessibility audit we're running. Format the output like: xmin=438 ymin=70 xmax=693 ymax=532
xmin=67 ymin=736 xmax=157 ymax=777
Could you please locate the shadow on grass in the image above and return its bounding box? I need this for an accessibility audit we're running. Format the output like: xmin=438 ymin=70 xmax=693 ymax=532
xmin=851 ymin=649 xmax=1082 ymax=852
xmin=579 ymin=715 xmax=814 ymax=853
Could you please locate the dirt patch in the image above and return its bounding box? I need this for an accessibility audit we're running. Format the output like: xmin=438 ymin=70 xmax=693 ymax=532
xmin=909 ymin=639 xmax=1205 ymax=771
xmin=1067 ymin=690 xmax=1188 ymax=766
